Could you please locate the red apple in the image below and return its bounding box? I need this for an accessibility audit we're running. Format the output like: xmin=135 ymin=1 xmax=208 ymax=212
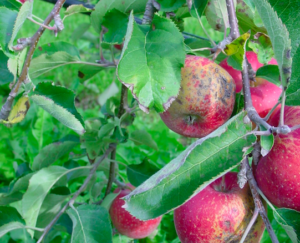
xmin=219 ymin=51 xmax=277 ymax=93
xmin=254 ymin=106 xmax=300 ymax=211
xmin=174 ymin=172 xmax=265 ymax=243
xmin=250 ymin=78 xmax=282 ymax=118
xmin=109 ymin=185 xmax=162 ymax=239
xmin=160 ymin=55 xmax=236 ymax=138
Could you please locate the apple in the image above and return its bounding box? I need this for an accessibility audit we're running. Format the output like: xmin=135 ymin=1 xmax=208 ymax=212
xmin=109 ymin=185 xmax=162 ymax=239
xmin=114 ymin=44 xmax=123 ymax=50
xmin=174 ymin=172 xmax=265 ymax=243
xmin=250 ymin=77 xmax=282 ymax=118
xmin=160 ymin=55 xmax=236 ymax=138
xmin=254 ymin=106 xmax=300 ymax=211
xmin=219 ymin=51 xmax=277 ymax=93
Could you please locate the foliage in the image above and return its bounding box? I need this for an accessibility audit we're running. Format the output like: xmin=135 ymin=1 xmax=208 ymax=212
xmin=0 ymin=0 xmax=299 ymax=242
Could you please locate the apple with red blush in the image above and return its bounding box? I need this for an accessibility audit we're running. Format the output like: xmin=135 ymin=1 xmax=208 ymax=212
xmin=109 ymin=184 xmax=162 ymax=239
xmin=174 ymin=172 xmax=265 ymax=243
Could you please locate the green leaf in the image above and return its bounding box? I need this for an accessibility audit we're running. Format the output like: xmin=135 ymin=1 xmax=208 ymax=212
xmin=0 ymin=7 xmax=18 ymax=54
xmin=189 ymin=0 xmax=209 ymax=18
xmin=21 ymin=166 xmax=68 ymax=236
xmin=29 ymin=51 xmax=80 ymax=78
xmin=98 ymin=82 xmax=119 ymax=106
xmin=63 ymin=4 xmax=93 ymax=20
xmin=29 ymin=82 xmax=85 ymax=135
xmin=123 ymin=112 xmax=256 ymax=219
xmin=259 ymin=125 xmax=274 ymax=156
xmin=8 ymin=1 xmax=33 ymax=51
xmin=117 ymin=13 xmax=185 ymax=112
xmin=273 ymin=208 xmax=300 ymax=243
xmin=33 ymin=41 xmax=80 ymax=59
xmin=32 ymin=140 xmax=79 ymax=171
xmin=256 ymin=65 xmax=280 ymax=86
xmin=101 ymin=193 xmax=119 ymax=211
xmin=156 ymin=0 xmax=185 ymax=12
xmin=248 ymin=33 xmax=275 ymax=64
xmin=127 ymin=159 xmax=159 ymax=187
xmin=0 ymin=0 xmax=21 ymax=10
xmin=0 ymin=50 xmax=14 ymax=84
xmin=0 ymin=206 xmax=25 ymax=238
xmin=252 ymin=0 xmax=292 ymax=90
xmin=67 ymin=205 xmax=112 ymax=243
xmin=129 ymin=130 xmax=158 ymax=150
xmin=205 ymin=0 xmax=235 ymax=32
xmin=225 ymin=32 xmax=250 ymax=71
xmin=91 ymin=0 xmax=148 ymax=33
xmin=102 ymin=9 xmax=128 ymax=44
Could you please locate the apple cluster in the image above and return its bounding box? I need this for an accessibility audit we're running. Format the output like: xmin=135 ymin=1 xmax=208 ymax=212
xmin=109 ymin=52 xmax=298 ymax=242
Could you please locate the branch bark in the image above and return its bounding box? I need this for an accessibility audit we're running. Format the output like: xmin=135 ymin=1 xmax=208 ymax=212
xmin=37 ymin=144 xmax=116 ymax=243
xmin=0 ymin=0 xmax=66 ymax=120
xmin=104 ymin=85 xmax=128 ymax=197
xmin=242 ymin=157 xmax=279 ymax=243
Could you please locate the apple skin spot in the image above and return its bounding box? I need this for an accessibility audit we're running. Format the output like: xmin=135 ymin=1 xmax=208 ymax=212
xmin=160 ymin=55 xmax=235 ymax=138
xmin=109 ymin=185 xmax=162 ymax=239
xmin=174 ymin=172 xmax=265 ymax=243
xmin=254 ymin=106 xmax=300 ymax=211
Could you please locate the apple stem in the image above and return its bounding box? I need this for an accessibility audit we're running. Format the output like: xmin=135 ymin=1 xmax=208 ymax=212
xmin=263 ymin=101 xmax=280 ymax=121
xmin=239 ymin=208 xmax=259 ymax=243
xmin=242 ymin=157 xmax=279 ymax=243
xmin=221 ymin=175 xmax=226 ymax=192
xmin=279 ymin=91 xmax=286 ymax=126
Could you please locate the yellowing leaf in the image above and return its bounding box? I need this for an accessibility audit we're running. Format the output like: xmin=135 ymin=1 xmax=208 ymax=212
xmin=3 ymin=96 xmax=30 ymax=124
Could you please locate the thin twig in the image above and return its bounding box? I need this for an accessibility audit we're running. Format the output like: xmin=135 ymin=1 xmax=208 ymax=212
xmin=0 ymin=0 xmax=66 ymax=120
xmin=104 ymin=85 xmax=128 ymax=197
xmin=242 ymin=157 xmax=279 ymax=243
xmin=37 ymin=145 xmax=115 ymax=243
xmin=239 ymin=208 xmax=259 ymax=243
xmin=142 ymin=0 xmax=155 ymax=24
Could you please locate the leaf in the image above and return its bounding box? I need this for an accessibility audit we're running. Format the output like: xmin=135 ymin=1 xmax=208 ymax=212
xmin=156 ymin=0 xmax=185 ymax=12
xmin=101 ymin=193 xmax=119 ymax=211
xmin=0 ymin=50 xmax=14 ymax=84
xmin=256 ymin=65 xmax=280 ymax=86
xmin=8 ymin=1 xmax=33 ymax=51
xmin=63 ymin=5 xmax=93 ymax=20
xmin=21 ymin=166 xmax=68 ymax=236
xmin=189 ymin=0 xmax=209 ymax=18
xmin=117 ymin=13 xmax=185 ymax=113
xmin=252 ymin=0 xmax=292 ymax=90
xmin=0 ymin=7 xmax=18 ymax=54
xmin=1 ymin=96 xmax=30 ymax=124
xmin=127 ymin=159 xmax=159 ymax=187
xmin=32 ymin=140 xmax=79 ymax=171
xmin=98 ymin=82 xmax=119 ymax=106
xmin=33 ymin=41 xmax=80 ymax=59
xmin=129 ymin=130 xmax=158 ymax=150
xmin=29 ymin=82 xmax=85 ymax=135
xmin=102 ymin=9 xmax=128 ymax=44
xmin=123 ymin=112 xmax=256 ymax=220
xmin=67 ymin=205 xmax=112 ymax=243
xmin=259 ymin=126 xmax=274 ymax=157
xmin=0 ymin=0 xmax=21 ymax=10
xmin=91 ymin=0 xmax=148 ymax=33
xmin=29 ymin=51 xmax=80 ymax=78
xmin=0 ymin=206 xmax=26 ymax=238
xmin=205 ymin=0 xmax=235 ymax=32
xmin=273 ymin=208 xmax=300 ymax=243
xmin=225 ymin=32 xmax=250 ymax=71
xmin=248 ymin=33 xmax=275 ymax=64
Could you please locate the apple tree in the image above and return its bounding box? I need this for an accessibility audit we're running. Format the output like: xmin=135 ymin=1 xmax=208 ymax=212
xmin=0 ymin=0 xmax=299 ymax=242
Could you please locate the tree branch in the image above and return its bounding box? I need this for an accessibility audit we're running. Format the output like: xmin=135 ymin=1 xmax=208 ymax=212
xmin=0 ymin=0 xmax=66 ymax=121
xmin=142 ymin=0 xmax=156 ymax=24
xmin=242 ymin=157 xmax=279 ymax=243
xmin=37 ymin=144 xmax=116 ymax=243
xmin=104 ymin=85 xmax=128 ymax=197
